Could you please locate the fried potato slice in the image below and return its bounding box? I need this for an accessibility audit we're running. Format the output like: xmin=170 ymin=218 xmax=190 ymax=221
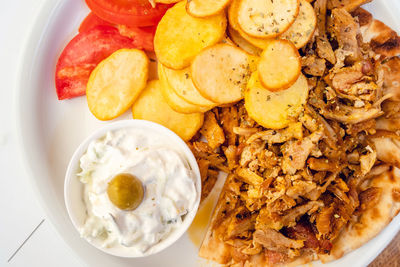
xmin=158 ymin=65 xmax=210 ymax=114
xmin=258 ymin=39 xmax=301 ymax=91
xmin=237 ymin=0 xmax=299 ymax=38
xmin=186 ymin=0 xmax=231 ymax=18
xmin=154 ymin=1 xmax=226 ymax=69
xmin=228 ymin=0 xmax=271 ymax=49
xmin=228 ymin=26 xmax=262 ymax=56
xmin=191 ymin=43 xmax=255 ymax=104
xmin=221 ymin=35 xmax=236 ymax=46
xmin=245 ymin=72 xmax=308 ymax=129
xmin=132 ymin=80 xmax=204 ymax=141
xmin=159 ymin=63 xmax=217 ymax=107
xmin=280 ymin=0 xmax=317 ymax=49
xmin=160 ymin=84 xmax=207 ymax=114
xmin=87 ymin=49 xmax=148 ymax=120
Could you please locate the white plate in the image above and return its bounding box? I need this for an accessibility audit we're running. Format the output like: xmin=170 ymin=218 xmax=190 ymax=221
xmin=16 ymin=0 xmax=400 ymax=266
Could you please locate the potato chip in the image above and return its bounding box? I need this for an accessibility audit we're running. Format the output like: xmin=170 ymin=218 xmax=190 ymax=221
xmin=154 ymin=1 xmax=226 ymax=69
xmin=258 ymin=39 xmax=301 ymax=91
xmin=228 ymin=0 xmax=271 ymax=49
xmin=245 ymin=72 xmax=308 ymax=129
xmin=280 ymin=0 xmax=317 ymax=49
xmin=132 ymin=80 xmax=204 ymax=141
xmin=228 ymin=26 xmax=262 ymax=56
xmin=186 ymin=0 xmax=231 ymax=18
xmin=158 ymin=65 xmax=211 ymax=113
xmin=159 ymin=63 xmax=217 ymax=107
xmin=87 ymin=49 xmax=148 ymax=120
xmin=191 ymin=44 xmax=255 ymax=104
xmin=237 ymin=0 xmax=299 ymax=38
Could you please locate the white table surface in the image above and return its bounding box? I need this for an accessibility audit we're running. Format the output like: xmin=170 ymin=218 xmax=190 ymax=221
xmin=0 ymin=1 xmax=82 ymax=266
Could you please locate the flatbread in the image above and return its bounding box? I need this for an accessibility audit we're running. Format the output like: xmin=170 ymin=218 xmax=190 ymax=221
xmin=327 ymin=0 xmax=372 ymax=12
xmin=319 ymin=168 xmax=400 ymax=262
xmin=353 ymin=8 xmax=400 ymax=58
xmin=371 ymin=136 xmax=400 ymax=169
xmin=199 ymin=174 xmax=234 ymax=264
xmin=381 ymin=57 xmax=400 ymax=101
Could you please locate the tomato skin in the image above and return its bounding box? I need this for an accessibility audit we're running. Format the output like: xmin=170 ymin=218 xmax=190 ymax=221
xmin=55 ymin=26 xmax=136 ymax=100
xmin=78 ymin=12 xmax=113 ymax=33
xmin=78 ymin=12 xmax=157 ymax=51
xmin=117 ymin=24 xmax=156 ymax=51
xmin=85 ymin=0 xmax=172 ymax=27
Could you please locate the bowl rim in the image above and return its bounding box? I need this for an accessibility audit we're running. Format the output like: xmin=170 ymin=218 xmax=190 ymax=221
xmin=64 ymin=119 xmax=202 ymax=258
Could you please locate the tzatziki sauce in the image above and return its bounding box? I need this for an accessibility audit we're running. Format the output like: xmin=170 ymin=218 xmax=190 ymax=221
xmin=78 ymin=128 xmax=198 ymax=255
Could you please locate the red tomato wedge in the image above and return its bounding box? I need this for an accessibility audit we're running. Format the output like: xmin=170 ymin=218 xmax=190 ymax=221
xmin=55 ymin=26 xmax=136 ymax=100
xmin=78 ymin=12 xmax=113 ymax=33
xmin=85 ymin=0 xmax=172 ymax=27
xmin=117 ymin=24 xmax=156 ymax=51
xmin=79 ymin=12 xmax=156 ymax=51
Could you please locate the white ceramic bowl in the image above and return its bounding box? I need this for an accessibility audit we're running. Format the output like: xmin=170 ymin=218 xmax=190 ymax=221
xmin=64 ymin=119 xmax=201 ymax=258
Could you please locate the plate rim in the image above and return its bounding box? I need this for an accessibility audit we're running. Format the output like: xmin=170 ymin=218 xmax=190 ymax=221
xmin=14 ymin=0 xmax=89 ymax=265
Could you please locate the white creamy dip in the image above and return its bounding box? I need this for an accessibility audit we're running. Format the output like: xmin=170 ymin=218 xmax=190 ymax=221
xmin=78 ymin=128 xmax=197 ymax=254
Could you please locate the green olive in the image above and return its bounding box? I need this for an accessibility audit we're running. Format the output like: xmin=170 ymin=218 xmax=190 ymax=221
xmin=107 ymin=173 xmax=144 ymax=211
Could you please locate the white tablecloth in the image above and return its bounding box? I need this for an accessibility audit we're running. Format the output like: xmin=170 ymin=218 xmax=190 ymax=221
xmin=0 ymin=1 xmax=81 ymax=266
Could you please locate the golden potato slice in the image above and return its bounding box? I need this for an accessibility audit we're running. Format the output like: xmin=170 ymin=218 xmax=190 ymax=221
xmin=154 ymin=1 xmax=226 ymax=69
xmin=132 ymin=80 xmax=204 ymax=141
xmin=186 ymin=0 xmax=231 ymax=18
xmin=221 ymin=35 xmax=235 ymax=46
xmin=87 ymin=49 xmax=148 ymax=121
xmin=280 ymin=0 xmax=317 ymax=49
xmin=159 ymin=78 xmax=209 ymax=114
xmin=228 ymin=0 xmax=271 ymax=49
xmin=228 ymin=26 xmax=262 ymax=56
xmin=159 ymin=63 xmax=217 ymax=107
xmin=158 ymin=65 xmax=210 ymax=114
xmin=245 ymin=72 xmax=308 ymax=129
xmin=258 ymin=39 xmax=301 ymax=91
xmin=237 ymin=0 xmax=299 ymax=38
xmin=191 ymin=43 xmax=255 ymax=104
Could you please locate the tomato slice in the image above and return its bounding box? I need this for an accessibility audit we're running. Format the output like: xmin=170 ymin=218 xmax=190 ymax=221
xmin=79 ymin=12 xmax=156 ymax=51
xmin=85 ymin=0 xmax=172 ymax=27
xmin=117 ymin=24 xmax=156 ymax=51
xmin=78 ymin=12 xmax=113 ymax=33
xmin=55 ymin=26 xmax=136 ymax=100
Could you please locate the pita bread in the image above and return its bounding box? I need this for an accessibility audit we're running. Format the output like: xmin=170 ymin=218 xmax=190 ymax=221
xmin=353 ymin=8 xmax=400 ymax=58
xmin=381 ymin=57 xmax=400 ymax=101
xmin=371 ymin=136 xmax=400 ymax=169
xmin=376 ymin=116 xmax=400 ymax=132
xmin=319 ymin=168 xmax=400 ymax=262
xmin=327 ymin=0 xmax=372 ymax=12
xmin=199 ymin=174 xmax=235 ymax=264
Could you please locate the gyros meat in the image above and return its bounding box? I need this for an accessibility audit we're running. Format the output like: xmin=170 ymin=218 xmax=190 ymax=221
xmin=188 ymin=1 xmax=400 ymax=266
